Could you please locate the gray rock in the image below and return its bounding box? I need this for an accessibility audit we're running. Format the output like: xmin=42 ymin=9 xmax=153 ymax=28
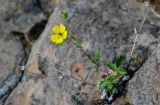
xmin=0 ymin=0 xmax=160 ymax=105
xmin=101 ymin=90 xmax=109 ymax=100
xmin=126 ymin=45 xmax=160 ymax=105
xmin=0 ymin=34 xmax=24 ymax=82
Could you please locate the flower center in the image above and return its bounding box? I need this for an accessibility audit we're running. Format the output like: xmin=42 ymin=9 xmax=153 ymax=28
xmin=59 ymin=33 xmax=62 ymax=36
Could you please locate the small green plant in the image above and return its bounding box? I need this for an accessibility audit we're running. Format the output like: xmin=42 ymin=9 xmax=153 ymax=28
xmin=98 ymin=76 xmax=119 ymax=94
xmin=26 ymin=1 xmax=150 ymax=102
xmin=107 ymin=55 xmax=127 ymax=76
xmin=98 ymin=54 xmax=127 ymax=94
xmin=115 ymin=54 xmax=126 ymax=67
xmin=71 ymin=35 xmax=103 ymax=71
xmin=59 ymin=10 xmax=128 ymax=95
xmin=90 ymin=49 xmax=102 ymax=64
xmin=61 ymin=10 xmax=68 ymax=20
xmin=71 ymin=35 xmax=83 ymax=48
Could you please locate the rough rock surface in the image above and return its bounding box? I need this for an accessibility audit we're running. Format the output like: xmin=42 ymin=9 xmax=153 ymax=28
xmin=126 ymin=46 xmax=160 ymax=105
xmin=0 ymin=0 xmax=160 ymax=105
xmin=0 ymin=32 xmax=24 ymax=82
xmin=0 ymin=0 xmax=53 ymax=82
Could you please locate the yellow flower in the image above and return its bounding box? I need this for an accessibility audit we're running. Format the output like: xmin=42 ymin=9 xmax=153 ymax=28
xmin=50 ymin=24 xmax=67 ymax=44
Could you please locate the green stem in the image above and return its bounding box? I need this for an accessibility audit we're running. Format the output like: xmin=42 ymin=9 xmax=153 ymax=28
xmin=80 ymin=48 xmax=103 ymax=71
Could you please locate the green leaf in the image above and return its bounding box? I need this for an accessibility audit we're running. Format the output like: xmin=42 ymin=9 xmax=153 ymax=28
xmin=71 ymin=37 xmax=82 ymax=49
xmin=71 ymin=35 xmax=76 ymax=40
xmin=98 ymin=76 xmax=120 ymax=94
xmin=98 ymin=79 xmax=106 ymax=90
xmin=95 ymin=49 xmax=102 ymax=57
xmin=107 ymin=83 xmax=113 ymax=90
xmin=75 ymin=43 xmax=82 ymax=48
xmin=116 ymin=54 xmax=126 ymax=67
xmin=116 ymin=67 xmax=127 ymax=76
xmin=107 ymin=76 xmax=118 ymax=84
xmin=107 ymin=62 xmax=127 ymax=76
xmin=111 ymin=88 xmax=118 ymax=94
xmin=61 ymin=10 xmax=68 ymax=19
xmin=107 ymin=62 xmax=118 ymax=71
xmin=90 ymin=49 xmax=102 ymax=64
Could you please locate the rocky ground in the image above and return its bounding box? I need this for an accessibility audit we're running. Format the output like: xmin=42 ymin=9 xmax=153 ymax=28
xmin=0 ymin=0 xmax=160 ymax=105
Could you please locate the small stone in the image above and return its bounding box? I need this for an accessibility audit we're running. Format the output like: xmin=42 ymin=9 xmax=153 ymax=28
xmin=108 ymin=95 xmax=113 ymax=102
xmin=19 ymin=66 xmax=25 ymax=71
xmin=122 ymin=75 xmax=130 ymax=81
xmin=101 ymin=90 xmax=108 ymax=100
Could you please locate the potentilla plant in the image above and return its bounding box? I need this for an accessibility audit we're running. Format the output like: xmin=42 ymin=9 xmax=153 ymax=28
xmin=48 ymin=10 xmax=130 ymax=103
xmin=49 ymin=1 xmax=151 ymax=101
xmin=98 ymin=55 xmax=130 ymax=102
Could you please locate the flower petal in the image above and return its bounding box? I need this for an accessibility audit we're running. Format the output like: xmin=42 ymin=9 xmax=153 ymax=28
xmin=50 ymin=34 xmax=59 ymax=43
xmin=56 ymin=36 xmax=64 ymax=44
xmin=59 ymin=24 xmax=66 ymax=33
xmin=62 ymin=31 xmax=67 ymax=39
xmin=52 ymin=25 xmax=59 ymax=34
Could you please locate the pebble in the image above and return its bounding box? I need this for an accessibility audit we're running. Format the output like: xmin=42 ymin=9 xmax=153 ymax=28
xmin=122 ymin=75 xmax=130 ymax=81
xmin=108 ymin=95 xmax=113 ymax=102
xmin=101 ymin=89 xmax=108 ymax=100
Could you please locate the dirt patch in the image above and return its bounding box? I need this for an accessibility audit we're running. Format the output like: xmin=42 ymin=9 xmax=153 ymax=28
xmin=71 ymin=61 xmax=86 ymax=80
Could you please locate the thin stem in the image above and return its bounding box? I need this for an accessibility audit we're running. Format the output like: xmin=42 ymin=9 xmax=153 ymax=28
xmin=23 ymin=55 xmax=96 ymax=86
xmin=68 ymin=22 xmax=103 ymax=71
xmin=130 ymin=3 xmax=150 ymax=58
xmin=126 ymin=0 xmax=132 ymax=18
xmin=130 ymin=29 xmax=138 ymax=57
xmin=26 ymin=69 xmax=95 ymax=86
xmin=26 ymin=70 xmax=59 ymax=78
xmin=26 ymin=67 xmax=96 ymax=86
xmin=138 ymin=5 xmax=150 ymax=32
xmin=80 ymin=48 xmax=103 ymax=71
xmin=65 ymin=75 xmax=96 ymax=86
